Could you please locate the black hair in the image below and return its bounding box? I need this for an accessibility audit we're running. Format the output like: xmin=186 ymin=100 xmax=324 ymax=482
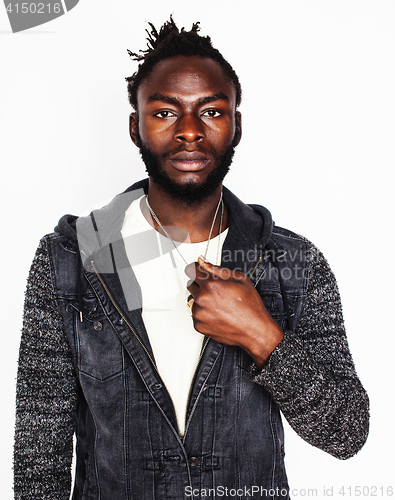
xmin=125 ymin=16 xmax=242 ymax=111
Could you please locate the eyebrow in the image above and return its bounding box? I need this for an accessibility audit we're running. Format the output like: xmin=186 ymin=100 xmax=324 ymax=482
xmin=146 ymin=93 xmax=179 ymax=105
xmin=146 ymin=92 xmax=230 ymax=106
xmin=198 ymin=92 xmax=230 ymax=105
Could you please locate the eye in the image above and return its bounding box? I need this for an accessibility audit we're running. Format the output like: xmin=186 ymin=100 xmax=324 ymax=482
xmin=202 ymin=109 xmax=222 ymax=118
xmin=154 ymin=110 xmax=176 ymax=118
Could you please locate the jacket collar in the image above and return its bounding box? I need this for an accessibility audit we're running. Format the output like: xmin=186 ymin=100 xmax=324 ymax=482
xmin=124 ymin=179 xmax=274 ymax=251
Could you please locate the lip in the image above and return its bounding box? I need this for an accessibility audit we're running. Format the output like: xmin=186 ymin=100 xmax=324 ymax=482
xmin=169 ymin=151 xmax=210 ymax=172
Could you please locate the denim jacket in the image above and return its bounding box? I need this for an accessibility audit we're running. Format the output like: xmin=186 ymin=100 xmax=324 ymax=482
xmin=15 ymin=180 xmax=369 ymax=500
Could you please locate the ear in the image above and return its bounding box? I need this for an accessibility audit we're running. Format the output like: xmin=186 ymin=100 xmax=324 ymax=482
xmin=129 ymin=112 xmax=141 ymax=147
xmin=233 ymin=111 xmax=242 ymax=146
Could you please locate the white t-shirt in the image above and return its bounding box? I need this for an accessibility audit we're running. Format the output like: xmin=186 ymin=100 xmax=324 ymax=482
xmin=121 ymin=195 xmax=227 ymax=436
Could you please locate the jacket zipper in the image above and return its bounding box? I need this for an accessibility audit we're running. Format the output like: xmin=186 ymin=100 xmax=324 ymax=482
xmin=92 ymin=253 xmax=264 ymax=437
xmin=92 ymin=259 xmax=214 ymax=437
xmin=182 ymin=335 xmax=210 ymax=437
xmin=91 ymin=254 xmax=263 ymax=437
xmin=90 ymin=260 xmax=159 ymax=372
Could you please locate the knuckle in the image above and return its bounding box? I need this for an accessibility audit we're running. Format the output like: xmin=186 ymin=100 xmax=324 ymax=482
xmin=194 ymin=293 xmax=208 ymax=308
xmin=192 ymin=319 xmax=203 ymax=333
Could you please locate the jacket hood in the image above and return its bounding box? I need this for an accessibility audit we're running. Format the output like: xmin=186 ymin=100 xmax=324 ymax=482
xmin=55 ymin=179 xmax=274 ymax=260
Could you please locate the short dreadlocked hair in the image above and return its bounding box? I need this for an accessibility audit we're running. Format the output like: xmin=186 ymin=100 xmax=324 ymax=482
xmin=125 ymin=16 xmax=242 ymax=111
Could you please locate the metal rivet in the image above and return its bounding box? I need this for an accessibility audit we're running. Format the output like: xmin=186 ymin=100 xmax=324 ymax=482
xmin=93 ymin=321 xmax=103 ymax=331
xmin=154 ymin=383 xmax=162 ymax=390
xmin=189 ymin=457 xmax=199 ymax=467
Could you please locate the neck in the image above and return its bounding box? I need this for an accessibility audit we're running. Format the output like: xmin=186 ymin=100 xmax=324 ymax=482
xmin=143 ymin=179 xmax=228 ymax=243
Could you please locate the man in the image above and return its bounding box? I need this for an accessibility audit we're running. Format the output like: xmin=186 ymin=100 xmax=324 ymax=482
xmin=14 ymin=18 xmax=369 ymax=500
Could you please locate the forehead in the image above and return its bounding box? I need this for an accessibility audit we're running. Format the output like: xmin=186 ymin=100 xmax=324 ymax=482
xmin=137 ymin=56 xmax=236 ymax=107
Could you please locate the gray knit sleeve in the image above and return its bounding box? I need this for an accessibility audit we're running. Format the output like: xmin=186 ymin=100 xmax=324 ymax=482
xmin=250 ymin=241 xmax=369 ymax=459
xmin=14 ymin=238 xmax=78 ymax=499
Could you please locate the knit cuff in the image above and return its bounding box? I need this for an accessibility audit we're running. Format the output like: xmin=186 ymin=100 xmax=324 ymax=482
xmin=249 ymin=330 xmax=326 ymax=404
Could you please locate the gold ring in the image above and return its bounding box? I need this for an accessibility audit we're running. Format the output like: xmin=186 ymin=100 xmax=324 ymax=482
xmin=187 ymin=296 xmax=194 ymax=316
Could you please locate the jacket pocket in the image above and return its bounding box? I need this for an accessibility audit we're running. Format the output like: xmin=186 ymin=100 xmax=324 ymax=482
xmin=73 ymin=294 xmax=124 ymax=380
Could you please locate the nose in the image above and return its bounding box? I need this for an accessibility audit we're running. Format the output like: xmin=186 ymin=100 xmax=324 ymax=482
xmin=174 ymin=113 xmax=205 ymax=143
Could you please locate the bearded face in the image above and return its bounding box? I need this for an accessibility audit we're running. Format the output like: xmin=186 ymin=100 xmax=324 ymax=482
xmin=137 ymin=132 xmax=237 ymax=205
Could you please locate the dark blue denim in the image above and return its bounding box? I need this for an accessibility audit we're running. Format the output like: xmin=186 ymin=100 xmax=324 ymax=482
xmin=50 ymin=180 xmax=309 ymax=500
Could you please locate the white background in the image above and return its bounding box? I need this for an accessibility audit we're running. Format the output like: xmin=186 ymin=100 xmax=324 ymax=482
xmin=1 ymin=1 xmax=394 ymax=498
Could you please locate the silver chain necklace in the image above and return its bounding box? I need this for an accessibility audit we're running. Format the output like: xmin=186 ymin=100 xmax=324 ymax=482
xmin=145 ymin=192 xmax=224 ymax=266
xmin=145 ymin=193 xmax=224 ymax=315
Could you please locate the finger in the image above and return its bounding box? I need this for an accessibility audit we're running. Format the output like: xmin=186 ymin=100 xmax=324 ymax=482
xmin=184 ymin=261 xmax=199 ymax=280
xmin=186 ymin=278 xmax=195 ymax=289
xmin=187 ymin=281 xmax=199 ymax=296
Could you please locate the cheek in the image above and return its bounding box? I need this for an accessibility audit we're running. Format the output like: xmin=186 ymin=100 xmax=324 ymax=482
xmin=206 ymin=122 xmax=236 ymax=149
xmin=138 ymin=119 xmax=164 ymax=148
xmin=139 ymin=116 xmax=176 ymax=150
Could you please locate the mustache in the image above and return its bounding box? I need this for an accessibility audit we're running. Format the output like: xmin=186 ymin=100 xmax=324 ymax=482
xmin=162 ymin=146 xmax=218 ymax=160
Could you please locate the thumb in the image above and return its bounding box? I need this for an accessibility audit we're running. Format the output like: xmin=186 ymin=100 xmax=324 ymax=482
xmin=198 ymin=255 xmax=216 ymax=270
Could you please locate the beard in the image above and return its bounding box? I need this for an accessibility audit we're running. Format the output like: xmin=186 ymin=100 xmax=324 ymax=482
xmin=137 ymin=135 xmax=237 ymax=205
